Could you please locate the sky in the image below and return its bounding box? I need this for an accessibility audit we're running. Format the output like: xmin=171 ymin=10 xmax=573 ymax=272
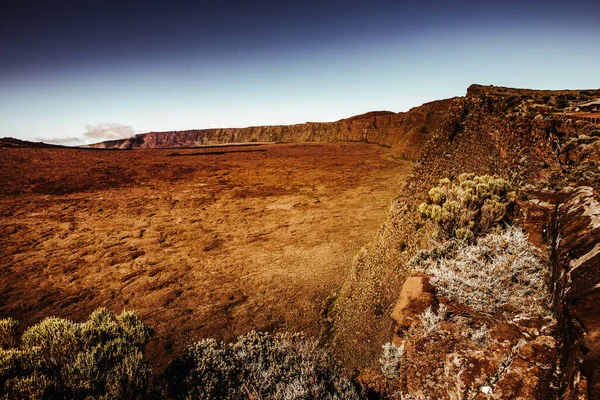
xmin=0 ymin=0 xmax=599 ymax=145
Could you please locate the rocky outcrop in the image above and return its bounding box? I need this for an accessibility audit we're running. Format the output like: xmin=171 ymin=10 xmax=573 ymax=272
xmin=556 ymin=187 xmax=600 ymax=399
xmin=360 ymin=186 xmax=600 ymax=399
xmin=361 ymin=290 xmax=559 ymax=399
xmin=327 ymin=85 xmax=600 ymax=399
xmin=85 ymin=99 xmax=455 ymax=160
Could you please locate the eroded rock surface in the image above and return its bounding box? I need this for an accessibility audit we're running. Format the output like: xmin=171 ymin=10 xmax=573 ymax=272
xmin=558 ymin=187 xmax=600 ymax=399
xmin=390 ymin=274 xmax=438 ymax=331
xmin=85 ymin=99 xmax=454 ymax=160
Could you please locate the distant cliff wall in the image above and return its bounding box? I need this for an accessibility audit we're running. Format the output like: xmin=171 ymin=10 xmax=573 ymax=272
xmin=87 ymin=99 xmax=455 ymax=160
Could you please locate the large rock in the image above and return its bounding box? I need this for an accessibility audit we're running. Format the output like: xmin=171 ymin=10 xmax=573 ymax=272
xmin=390 ymin=274 xmax=438 ymax=330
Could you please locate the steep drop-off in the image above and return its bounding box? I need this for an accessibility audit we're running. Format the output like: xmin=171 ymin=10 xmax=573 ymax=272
xmin=326 ymin=85 xmax=600 ymax=399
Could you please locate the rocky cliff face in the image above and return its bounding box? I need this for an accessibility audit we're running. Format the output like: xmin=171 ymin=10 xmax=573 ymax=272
xmin=325 ymin=85 xmax=600 ymax=399
xmin=555 ymin=187 xmax=600 ymax=398
xmin=86 ymin=99 xmax=454 ymax=160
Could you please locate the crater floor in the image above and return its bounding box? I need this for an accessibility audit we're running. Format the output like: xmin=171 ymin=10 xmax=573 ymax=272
xmin=0 ymin=142 xmax=413 ymax=370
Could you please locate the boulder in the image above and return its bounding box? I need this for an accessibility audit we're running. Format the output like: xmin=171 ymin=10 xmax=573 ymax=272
xmin=390 ymin=274 xmax=438 ymax=330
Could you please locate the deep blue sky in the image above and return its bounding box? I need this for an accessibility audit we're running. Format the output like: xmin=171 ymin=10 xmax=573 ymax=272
xmin=1 ymin=0 xmax=599 ymax=144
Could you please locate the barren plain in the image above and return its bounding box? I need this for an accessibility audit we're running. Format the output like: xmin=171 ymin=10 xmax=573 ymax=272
xmin=0 ymin=142 xmax=412 ymax=370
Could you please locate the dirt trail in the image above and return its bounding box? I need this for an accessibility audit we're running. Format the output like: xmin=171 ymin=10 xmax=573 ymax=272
xmin=0 ymin=142 xmax=412 ymax=370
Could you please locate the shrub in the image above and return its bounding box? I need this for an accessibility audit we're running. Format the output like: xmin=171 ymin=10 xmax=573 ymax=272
xmin=163 ymin=330 xmax=361 ymax=400
xmin=0 ymin=308 xmax=152 ymax=399
xmin=0 ymin=319 xmax=18 ymax=349
xmin=555 ymin=95 xmax=569 ymax=109
xmin=418 ymin=305 xmax=446 ymax=334
xmin=469 ymin=325 xmax=489 ymax=348
xmin=418 ymin=174 xmax=516 ymax=240
xmin=379 ymin=342 xmax=404 ymax=379
xmin=412 ymin=226 xmax=550 ymax=315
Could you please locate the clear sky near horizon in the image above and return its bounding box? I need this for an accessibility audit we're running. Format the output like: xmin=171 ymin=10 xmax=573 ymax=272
xmin=1 ymin=0 xmax=599 ymax=145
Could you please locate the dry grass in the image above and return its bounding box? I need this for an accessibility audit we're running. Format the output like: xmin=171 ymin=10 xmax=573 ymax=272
xmin=413 ymin=226 xmax=550 ymax=316
xmin=418 ymin=305 xmax=447 ymax=334
xmin=163 ymin=331 xmax=361 ymax=400
xmin=379 ymin=342 xmax=405 ymax=379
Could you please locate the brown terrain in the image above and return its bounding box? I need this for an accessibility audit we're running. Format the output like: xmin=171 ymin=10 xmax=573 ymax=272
xmin=2 ymin=84 xmax=600 ymax=398
xmin=0 ymin=142 xmax=412 ymax=371
xmin=326 ymin=85 xmax=600 ymax=398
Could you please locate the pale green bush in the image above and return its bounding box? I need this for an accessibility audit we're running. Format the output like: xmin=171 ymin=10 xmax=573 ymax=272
xmin=164 ymin=330 xmax=362 ymax=400
xmin=0 ymin=308 xmax=152 ymax=399
xmin=418 ymin=174 xmax=516 ymax=240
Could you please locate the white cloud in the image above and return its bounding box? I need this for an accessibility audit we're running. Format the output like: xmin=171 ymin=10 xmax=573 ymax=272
xmin=84 ymin=123 xmax=134 ymax=140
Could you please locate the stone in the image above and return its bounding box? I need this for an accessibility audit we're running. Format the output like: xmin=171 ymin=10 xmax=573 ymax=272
xmin=390 ymin=274 xmax=438 ymax=329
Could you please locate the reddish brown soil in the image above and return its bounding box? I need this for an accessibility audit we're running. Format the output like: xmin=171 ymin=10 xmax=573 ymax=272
xmin=0 ymin=142 xmax=412 ymax=370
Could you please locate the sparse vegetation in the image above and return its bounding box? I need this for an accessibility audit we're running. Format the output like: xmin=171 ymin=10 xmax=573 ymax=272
xmin=0 ymin=319 xmax=17 ymax=349
xmin=1 ymin=310 xmax=363 ymax=399
xmin=418 ymin=305 xmax=446 ymax=333
xmin=163 ymin=330 xmax=362 ymax=400
xmin=379 ymin=342 xmax=404 ymax=379
xmin=0 ymin=309 xmax=152 ymax=399
xmin=417 ymin=174 xmax=516 ymax=241
xmin=412 ymin=226 xmax=550 ymax=315
xmin=468 ymin=324 xmax=489 ymax=348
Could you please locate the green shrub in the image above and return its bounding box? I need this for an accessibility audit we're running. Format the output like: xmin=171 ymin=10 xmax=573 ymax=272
xmin=0 ymin=319 xmax=17 ymax=350
xmin=418 ymin=174 xmax=516 ymax=240
xmin=0 ymin=308 xmax=152 ymax=399
xmin=163 ymin=330 xmax=362 ymax=400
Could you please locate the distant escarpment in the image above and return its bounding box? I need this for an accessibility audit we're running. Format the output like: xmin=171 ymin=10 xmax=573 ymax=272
xmin=0 ymin=137 xmax=68 ymax=149
xmin=86 ymin=99 xmax=454 ymax=160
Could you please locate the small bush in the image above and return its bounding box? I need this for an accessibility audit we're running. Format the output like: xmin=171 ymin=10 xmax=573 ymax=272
xmin=379 ymin=342 xmax=404 ymax=379
xmin=412 ymin=226 xmax=550 ymax=315
xmin=418 ymin=174 xmax=516 ymax=240
xmin=0 ymin=319 xmax=18 ymax=349
xmin=164 ymin=330 xmax=361 ymax=400
xmin=418 ymin=305 xmax=446 ymax=334
xmin=555 ymin=95 xmax=569 ymax=109
xmin=0 ymin=308 xmax=152 ymax=399
xmin=469 ymin=325 xmax=489 ymax=348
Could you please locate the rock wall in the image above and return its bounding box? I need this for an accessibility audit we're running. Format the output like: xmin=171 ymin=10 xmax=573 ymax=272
xmin=86 ymin=99 xmax=454 ymax=160
xmin=328 ymin=85 xmax=600 ymax=399
xmin=556 ymin=187 xmax=600 ymax=399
